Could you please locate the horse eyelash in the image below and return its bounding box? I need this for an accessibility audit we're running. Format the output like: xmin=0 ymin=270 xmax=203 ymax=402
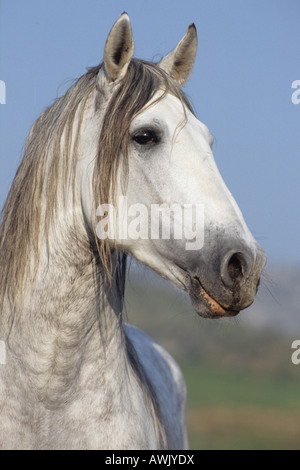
xmin=132 ymin=129 xmax=160 ymax=145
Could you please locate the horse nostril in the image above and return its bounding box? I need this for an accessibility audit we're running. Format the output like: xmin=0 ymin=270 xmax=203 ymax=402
xmin=227 ymin=253 xmax=244 ymax=283
xmin=221 ymin=250 xmax=251 ymax=288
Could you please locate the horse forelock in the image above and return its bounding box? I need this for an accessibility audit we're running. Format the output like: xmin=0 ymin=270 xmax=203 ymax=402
xmin=92 ymin=59 xmax=193 ymax=278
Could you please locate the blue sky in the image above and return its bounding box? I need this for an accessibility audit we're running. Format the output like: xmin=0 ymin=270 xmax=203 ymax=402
xmin=0 ymin=0 xmax=299 ymax=265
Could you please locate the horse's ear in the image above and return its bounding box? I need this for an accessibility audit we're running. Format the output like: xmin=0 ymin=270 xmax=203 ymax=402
xmin=159 ymin=24 xmax=197 ymax=86
xmin=103 ymin=13 xmax=134 ymax=83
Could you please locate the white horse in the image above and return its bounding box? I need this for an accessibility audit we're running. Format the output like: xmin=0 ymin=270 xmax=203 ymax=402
xmin=0 ymin=14 xmax=266 ymax=449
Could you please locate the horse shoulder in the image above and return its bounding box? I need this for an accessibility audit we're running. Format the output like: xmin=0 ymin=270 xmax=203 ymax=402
xmin=124 ymin=324 xmax=188 ymax=449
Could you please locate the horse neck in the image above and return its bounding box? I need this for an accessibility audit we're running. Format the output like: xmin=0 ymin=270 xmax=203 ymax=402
xmin=0 ymin=88 xmax=129 ymax=404
xmin=3 ymin=230 xmax=126 ymax=404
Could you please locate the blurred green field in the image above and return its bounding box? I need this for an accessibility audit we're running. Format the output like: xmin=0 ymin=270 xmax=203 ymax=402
xmin=181 ymin=363 xmax=300 ymax=449
xmin=125 ymin=266 xmax=300 ymax=450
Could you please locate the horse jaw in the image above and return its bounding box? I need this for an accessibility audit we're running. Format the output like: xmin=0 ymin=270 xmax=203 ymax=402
xmin=120 ymin=92 xmax=266 ymax=318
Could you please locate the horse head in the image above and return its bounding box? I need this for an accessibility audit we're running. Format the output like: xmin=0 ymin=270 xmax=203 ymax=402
xmin=80 ymin=13 xmax=266 ymax=319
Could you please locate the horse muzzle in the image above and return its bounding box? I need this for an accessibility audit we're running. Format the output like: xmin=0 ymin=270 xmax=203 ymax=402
xmin=186 ymin=242 xmax=266 ymax=319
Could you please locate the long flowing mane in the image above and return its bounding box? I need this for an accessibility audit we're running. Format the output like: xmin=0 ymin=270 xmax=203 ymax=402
xmin=0 ymin=59 xmax=193 ymax=316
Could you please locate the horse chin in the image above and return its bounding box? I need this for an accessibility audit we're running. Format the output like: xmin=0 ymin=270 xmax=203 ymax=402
xmin=188 ymin=276 xmax=241 ymax=319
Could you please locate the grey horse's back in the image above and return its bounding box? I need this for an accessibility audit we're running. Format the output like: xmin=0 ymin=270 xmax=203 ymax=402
xmin=124 ymin=324 xmax=188 ymax=449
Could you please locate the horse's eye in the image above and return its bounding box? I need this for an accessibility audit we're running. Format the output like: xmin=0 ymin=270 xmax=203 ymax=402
xmin=133 ymin=130 xmax=159 ymax=145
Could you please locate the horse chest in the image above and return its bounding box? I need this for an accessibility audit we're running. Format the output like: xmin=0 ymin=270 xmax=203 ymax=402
xmin=0 ymin=366 xmax=158 ymax=449
xmin=37 ymin=385 xmax=158 ymax=449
